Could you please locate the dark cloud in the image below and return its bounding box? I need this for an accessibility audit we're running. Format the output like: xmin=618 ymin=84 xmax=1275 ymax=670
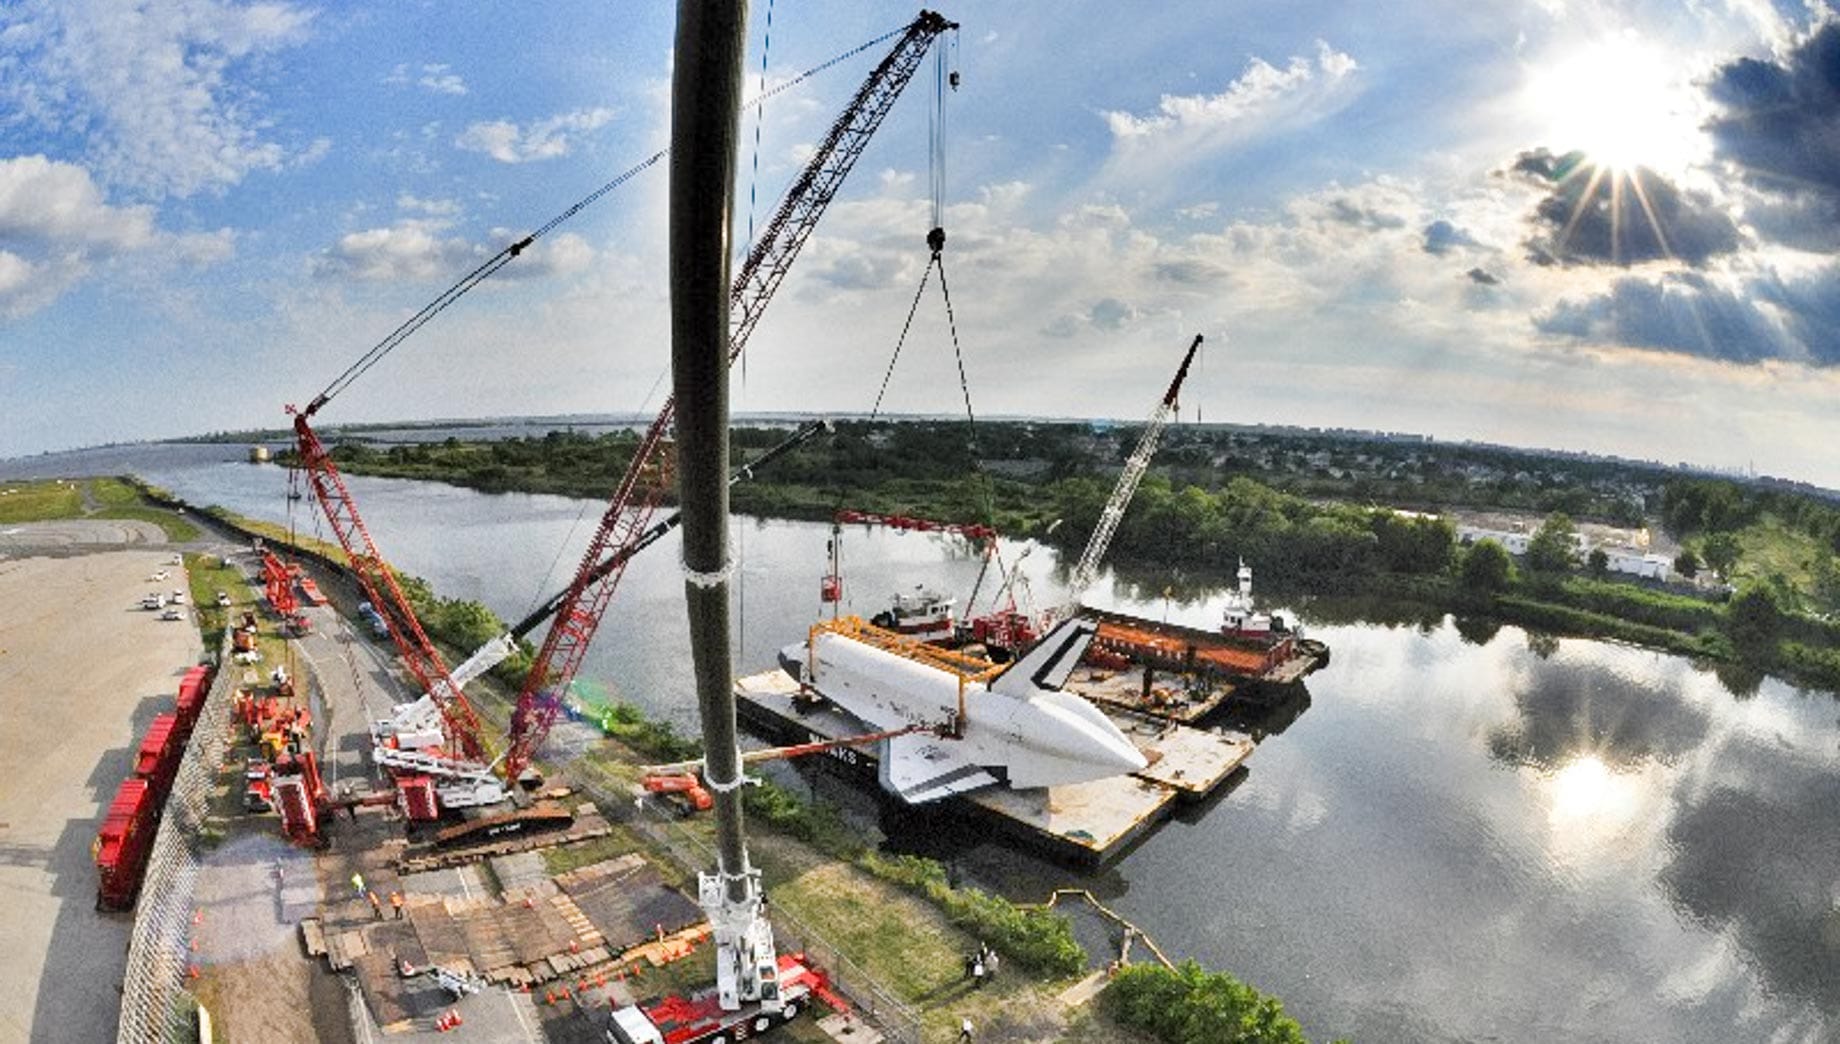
xmin=1151 ymin=258 xmax=1227 ymax=285
xmin=1423 ymin=219 xmax=1483 ymax=255
xmin=1324 ymin=197 xmax=1406 ymax=230
xmin=1485 ymin=657 xmax=1709 ymax=772
xmin=1088 ymin=297 xmax=1139 ymax=330
xmin=1703 ymin=23 xmax=1840 ymax=252
xmin=1511 ymin=149 xmax=1742 ymax=268
xmin=1706 ymin=24 xmax=1840 ymax=200
xmin=1536 ymin=265 xmax=1840 ymax=366
xmin=1466 ymin=267 xmax=1498 ymax=285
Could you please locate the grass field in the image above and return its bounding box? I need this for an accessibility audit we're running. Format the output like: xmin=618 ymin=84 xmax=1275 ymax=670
xmin=0 ymin=479 xmax=83 ymax=523
xmin=1722 ymin=514 xmax=1830 ymax=595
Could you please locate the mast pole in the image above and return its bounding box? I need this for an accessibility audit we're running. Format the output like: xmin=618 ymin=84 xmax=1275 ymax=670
xmin=672 ymin=0 xmax=751 ymax=906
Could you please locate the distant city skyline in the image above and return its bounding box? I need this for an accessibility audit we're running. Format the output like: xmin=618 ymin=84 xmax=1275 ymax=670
xmin=4 ymin=2 xmax=1839 ymax=486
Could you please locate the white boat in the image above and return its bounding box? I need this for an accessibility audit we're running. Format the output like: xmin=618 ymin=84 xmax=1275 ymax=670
xmin=869 ymin=584 xmax=957 ymax=644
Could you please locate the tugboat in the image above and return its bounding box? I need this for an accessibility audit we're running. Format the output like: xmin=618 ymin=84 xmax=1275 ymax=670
xmin=870 ymin=584 xmax=957 ymax=644
xmin=1219 ymin=560 xmax=1299 ymax=642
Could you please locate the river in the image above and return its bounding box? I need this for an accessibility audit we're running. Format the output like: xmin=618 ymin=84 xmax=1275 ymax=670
xmin=6 ymin=442 xmax=1837 ymax=1042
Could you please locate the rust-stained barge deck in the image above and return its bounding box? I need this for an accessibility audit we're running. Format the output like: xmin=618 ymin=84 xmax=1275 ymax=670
xmin=735 ymin=669 xmax=1254 ymax=866
xmin=1083 ymin=606 xmax=1327 ymax=688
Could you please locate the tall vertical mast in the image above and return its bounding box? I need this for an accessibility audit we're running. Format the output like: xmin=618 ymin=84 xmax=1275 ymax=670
xmin=671 ymin=0 xmax=772 ymax=1013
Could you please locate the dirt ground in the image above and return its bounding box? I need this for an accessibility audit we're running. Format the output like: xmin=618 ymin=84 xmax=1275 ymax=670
xmin=0 ymin=549 xmax=202 ymax=1043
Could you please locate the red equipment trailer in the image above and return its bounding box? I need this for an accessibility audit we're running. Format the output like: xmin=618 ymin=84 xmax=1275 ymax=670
xmin=95 ymin=778 xmax=157 ymax=911
xmin=133 ymin=712 xmax=183 ymax=802
xmin=175 ymin=664 xmax=212 ymax=734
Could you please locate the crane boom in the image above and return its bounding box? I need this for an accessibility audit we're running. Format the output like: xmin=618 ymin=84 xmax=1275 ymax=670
xmin=289 ymin=412 xmax=489 ymax=761
xmin=500 ymin=10 xmax=958 ymax=785
xmin=1056 ymin=334 xmax=1203 ymax=619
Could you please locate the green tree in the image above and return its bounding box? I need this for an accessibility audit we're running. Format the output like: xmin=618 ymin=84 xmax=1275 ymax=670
xmin=1673 ymin=549 xmax=1700 ymax=578
xmin=1702 ymin=532 xmax=1741 ymax=577
xmin=1725 ymin=580 xmax=1786 ymax=656
xmin=1460 ymin=539 xmax=1514 ymax=593
xmin=1525 ymin=512 xmax=1579 ymax=574
xmin=1587 ymin=547 xmax=1609 ymax=577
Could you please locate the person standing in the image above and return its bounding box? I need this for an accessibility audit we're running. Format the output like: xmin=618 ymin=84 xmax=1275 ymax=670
xmin=390 ymin=891 xmax=404 ymax=919
xmin=957 ymin=1017 xmax=974 ymax=1042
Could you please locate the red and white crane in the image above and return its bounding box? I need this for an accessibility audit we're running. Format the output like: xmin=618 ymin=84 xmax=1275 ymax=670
xmin=457 ymin=10 xmax=962 ymax=790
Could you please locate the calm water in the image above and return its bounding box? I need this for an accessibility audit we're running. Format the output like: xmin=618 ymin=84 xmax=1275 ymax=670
xmin=8 ymin=443 xmax=1838 ymax=1042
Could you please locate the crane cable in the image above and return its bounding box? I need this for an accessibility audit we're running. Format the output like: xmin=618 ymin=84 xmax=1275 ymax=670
xmin=304 ymin=19 xmax=914 ymax=414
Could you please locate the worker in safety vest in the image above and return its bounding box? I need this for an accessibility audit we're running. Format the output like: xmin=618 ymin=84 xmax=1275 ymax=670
xmin=351 ymin=871 xmax=365 ymax=897
xmin=391 ymin=891 xmax=404 ymax=919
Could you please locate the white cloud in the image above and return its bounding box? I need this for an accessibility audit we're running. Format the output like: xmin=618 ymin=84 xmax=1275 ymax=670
xmin=0 ymin=154 xmax=155 ymax=250
xmin=1103 ymin=40 xmax=1360 ymax=151
xmin=418 ymin=63 xmax=467 ymax=96
xmin=1 ymin=0 xmax=317 ymax=198
xmin=454 ymin=107 xmax=616 ymax=163
xmin=387 ymin=61 xmax=467 ymax=96
xmin=312 ymin=220 xmax=481 ymax=282
xmin=397 ymin=193 xmax=461 ymax=218
xmin=173 ymin=227 xmax=236 ymax=265
xmin=0 ymin=155 xmax=233 ymax=316
xmin=312 ymin=221 xmax=594 ymax=283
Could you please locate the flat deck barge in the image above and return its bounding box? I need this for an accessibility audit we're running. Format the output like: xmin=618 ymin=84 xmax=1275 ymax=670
xmin=734 ymin=669 xmax=1252 ymax=866
xmin=1083 ymin=606 xmax=1327 ymax=688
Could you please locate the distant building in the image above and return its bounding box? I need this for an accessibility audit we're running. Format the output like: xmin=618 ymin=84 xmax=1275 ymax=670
xmin=1599 ymin=546 xmax=1673 ymax=580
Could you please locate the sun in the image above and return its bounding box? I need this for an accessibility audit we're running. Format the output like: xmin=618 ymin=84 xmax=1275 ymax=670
xmin=1522 ymin=34 xmax=1704 ymax=175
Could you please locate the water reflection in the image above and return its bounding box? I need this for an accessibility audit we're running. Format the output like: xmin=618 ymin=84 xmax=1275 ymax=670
xmin=1486 ymin=653 xmax=1710 ymax=773
xmin=1662 ymin=733 xmax=1840 ymax=1015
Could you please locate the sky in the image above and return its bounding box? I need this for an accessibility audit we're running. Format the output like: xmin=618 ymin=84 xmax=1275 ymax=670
xmin=3 ymin=0 xmax=1840 ymax=487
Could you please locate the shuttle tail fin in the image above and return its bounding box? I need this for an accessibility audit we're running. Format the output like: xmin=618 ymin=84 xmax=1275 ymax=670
xmin=989 ymin=617 xmax=1097 ymax=696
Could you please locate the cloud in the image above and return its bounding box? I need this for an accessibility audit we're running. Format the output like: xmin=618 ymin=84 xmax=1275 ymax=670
xmin=1424 ymin=219 xmax=1484 ymax=255
xmin=0 ymin=155 xmax=231 ymax=316
xmin=312 ymin=221 xmax=594 ymax=283
xmin=1511 ymin=149 xmax=1742 ymax=268
xmin=396 ymin=193 xmax=461 ymax=218
xmin=455 ymin=108 xmax=616 ymax=163
xmin=1466 ymin=267 xmax=1499 ymax=285
xmin=0 ymin=0 xmax=317 ymax=198
xmin=1536 ymin=266 xmax=1840 ymax=367
xmin=1103 ymin=40 xmax=1358 ymax=152
xmin=385 ymin=62 xmax=468 ymax=96
xmin=1704 ymin=22 xmax=1840 ymax=249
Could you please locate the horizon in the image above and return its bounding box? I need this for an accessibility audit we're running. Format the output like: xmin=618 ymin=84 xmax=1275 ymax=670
xmin=5 ymin=3 xmax=1840 ymax=486
xmin=11 ymin=409 xmax=1830 ymax=497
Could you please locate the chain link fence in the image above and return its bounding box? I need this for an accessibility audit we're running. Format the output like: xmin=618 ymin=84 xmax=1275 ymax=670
xmin=586 ymin=781 xmax=925 ymax=1044
xmin=117 ymin=631 xmax=238 ymax=1043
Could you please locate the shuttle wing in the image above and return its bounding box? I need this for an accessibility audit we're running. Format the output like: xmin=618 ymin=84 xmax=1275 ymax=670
xmin=879 ymin=733 xmax=998 ymax=804
xmin=989 ymin=618 xmax=1098 ymax=696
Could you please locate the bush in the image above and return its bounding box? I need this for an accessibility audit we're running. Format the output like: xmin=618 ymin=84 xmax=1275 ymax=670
xmin=857 ymin=852 xmax=1085 ymax=975
xmin=741 ymin=781 xmax=862 ymax=857
xmin=1459 ymin=539 xmax=1513 ymax=593
xmin=1103 ymin=960 xmax=1310 ymax=1044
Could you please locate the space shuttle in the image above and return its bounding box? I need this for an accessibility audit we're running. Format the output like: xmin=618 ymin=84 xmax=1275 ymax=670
xmin=779 ymin=617 xmax=1148 ymax=804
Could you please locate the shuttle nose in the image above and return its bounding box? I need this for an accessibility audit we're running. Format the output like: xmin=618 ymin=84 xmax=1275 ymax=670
xmin=1028 ymin=694 xmax=1148 ymax=776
